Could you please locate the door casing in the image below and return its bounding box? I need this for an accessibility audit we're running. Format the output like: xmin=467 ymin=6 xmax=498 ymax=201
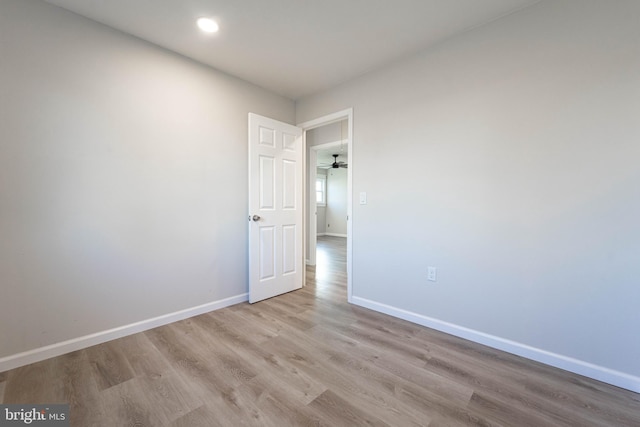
xmin=298 ymin=108 xmax=353 ymax=303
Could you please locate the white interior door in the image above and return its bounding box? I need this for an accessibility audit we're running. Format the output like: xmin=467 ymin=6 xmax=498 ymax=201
xmin=248 ymin=113 xmax=303 ymax=303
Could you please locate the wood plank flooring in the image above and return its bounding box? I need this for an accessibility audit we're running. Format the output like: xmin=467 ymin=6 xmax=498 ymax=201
xmin=2 ymin=236 xmax=639 ymax=426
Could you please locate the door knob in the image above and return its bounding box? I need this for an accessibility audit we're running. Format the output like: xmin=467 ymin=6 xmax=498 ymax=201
xmin=252 ymin=215 xmax=261 ymax=222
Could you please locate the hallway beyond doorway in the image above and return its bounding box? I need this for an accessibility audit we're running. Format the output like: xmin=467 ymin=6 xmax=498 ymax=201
xmin=306 ymin=236 xmax=346 ymax=299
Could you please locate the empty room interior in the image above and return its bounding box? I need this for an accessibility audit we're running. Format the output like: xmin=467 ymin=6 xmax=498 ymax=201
xmin=1 ymin=0 xmax=639 ymax=425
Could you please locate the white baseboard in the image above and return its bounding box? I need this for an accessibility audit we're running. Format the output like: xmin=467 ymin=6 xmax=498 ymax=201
xmin=316 ymin=233 xmax=327 ymax=237
xmin=0 ymin=293 xmax=248 ymax=373
xmin=323 ymin=233 xmax=347 ymax=238
xmin=351 ymin=296 xmax=640 ymax=394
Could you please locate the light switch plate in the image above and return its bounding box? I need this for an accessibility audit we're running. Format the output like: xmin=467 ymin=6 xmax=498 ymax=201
xmin=359 ymin=192 xmax=367 ymax=205
xmin=428 ymin=266 xmax=437 ymax=282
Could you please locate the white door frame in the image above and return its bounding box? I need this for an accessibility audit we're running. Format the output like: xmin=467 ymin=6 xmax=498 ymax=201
xmin=298 ymin=108 xmax=353 ymax=303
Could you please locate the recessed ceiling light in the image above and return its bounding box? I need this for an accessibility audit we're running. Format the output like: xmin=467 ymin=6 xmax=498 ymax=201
xmin=197 ymin=17 xmax=219 ymax=33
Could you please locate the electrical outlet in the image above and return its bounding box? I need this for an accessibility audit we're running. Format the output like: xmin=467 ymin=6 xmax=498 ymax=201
xmin=427 ymin=266 xmax=437 ymax=282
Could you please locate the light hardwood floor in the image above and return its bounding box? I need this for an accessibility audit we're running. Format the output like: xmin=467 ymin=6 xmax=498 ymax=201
xmin=2 ymin=235 xmax=639 ymax=426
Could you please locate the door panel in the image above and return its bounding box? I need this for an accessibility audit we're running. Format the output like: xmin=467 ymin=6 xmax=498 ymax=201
xmin=259 ymin=155 xmax=275 ymax=209
xmin=282 ymin=224 xmax=297 ymax=275
xmin=282 ymin=160 xmax=296 ymax=209
xmin=249 ymin=113 xmax=303 ymax=303
xmin=259 ymin=226 xmax=276 ymax=281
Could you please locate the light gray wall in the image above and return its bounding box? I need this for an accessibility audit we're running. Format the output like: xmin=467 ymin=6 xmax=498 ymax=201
xmin=0 ymin=0 xmax=294 ymax=359
xmin=297 ymin=0 xmax=640 ymax=379
xmin=316 ymin=169 xmax=327 ymax=234
xmin=306 ymin=121 xmax=346 ymax=146
xmin=325 ymin=168 xmax=347 ymax=236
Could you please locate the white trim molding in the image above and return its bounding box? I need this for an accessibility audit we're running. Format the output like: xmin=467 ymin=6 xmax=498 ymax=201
xmin=323 ymin=233 xmax=347 ymax=238
xmin=0 ymin=293 xmax=248 ymax=373
xmin=352 ymin=296 xmax=640 ymax=394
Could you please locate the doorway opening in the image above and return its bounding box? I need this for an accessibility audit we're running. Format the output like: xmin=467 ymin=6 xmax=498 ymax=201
xmin=298 ymin=109 xmax=353 ymax=303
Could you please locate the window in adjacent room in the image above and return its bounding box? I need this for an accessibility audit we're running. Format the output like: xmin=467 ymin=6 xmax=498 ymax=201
xmin=316 ymin=176 xmax=326 ymax=206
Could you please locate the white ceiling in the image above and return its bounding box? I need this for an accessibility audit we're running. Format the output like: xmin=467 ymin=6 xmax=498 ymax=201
xmin=43 ymin=0 xmax=540 ymax=100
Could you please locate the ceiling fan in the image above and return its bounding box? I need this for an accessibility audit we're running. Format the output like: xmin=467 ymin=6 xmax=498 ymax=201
xmin=331 ymin=154 xmax=348 ymax=169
